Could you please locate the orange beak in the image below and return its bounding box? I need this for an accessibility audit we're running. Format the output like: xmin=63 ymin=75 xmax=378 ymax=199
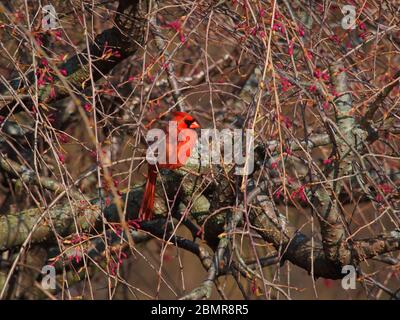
xmin=189 ymin=121 xmax=200 ymax=129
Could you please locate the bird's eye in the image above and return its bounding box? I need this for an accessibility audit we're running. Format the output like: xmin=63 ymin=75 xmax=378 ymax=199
xmin=184 ymin=119 xmax=193 ymax=127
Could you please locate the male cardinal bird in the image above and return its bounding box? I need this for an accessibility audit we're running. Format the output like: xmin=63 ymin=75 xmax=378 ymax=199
xmin=139 ymin=111 xmax=201 ymax=220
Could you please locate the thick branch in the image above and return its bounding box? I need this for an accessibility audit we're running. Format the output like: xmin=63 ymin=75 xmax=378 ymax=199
xmin=313 ymin=62 xmax=367 ymax=266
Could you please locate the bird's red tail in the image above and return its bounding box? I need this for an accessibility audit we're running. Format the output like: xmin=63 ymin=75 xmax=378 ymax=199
xmin=139 ymin=165 xmax=157 ymax=221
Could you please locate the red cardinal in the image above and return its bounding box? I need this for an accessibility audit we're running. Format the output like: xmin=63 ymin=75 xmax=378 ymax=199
xmin=139 ymin=111 xmax=201 ymax=220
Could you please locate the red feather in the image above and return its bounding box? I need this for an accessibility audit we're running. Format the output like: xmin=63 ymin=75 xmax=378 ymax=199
xmin=139 ymin=164 xmax=157 ymax=221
